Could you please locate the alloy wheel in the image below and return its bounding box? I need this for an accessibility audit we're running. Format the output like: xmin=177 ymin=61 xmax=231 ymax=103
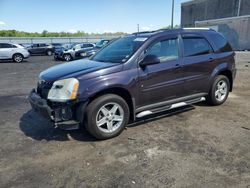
xmin=14 ymin=54 xmax=23 ymax=63
xmin=215 ymin=80 xmax=228 ymax=102
xmin=64 ymin=54 xmax=71 ymax=61
xmin=96 ymin=102 xmax=124 ymax=133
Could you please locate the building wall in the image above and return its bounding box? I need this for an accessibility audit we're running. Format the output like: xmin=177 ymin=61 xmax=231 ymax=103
xmin=196 ymin=16 xmax=250 ymax=50
xmin=181 ymin=0 xmax=250 ymax=27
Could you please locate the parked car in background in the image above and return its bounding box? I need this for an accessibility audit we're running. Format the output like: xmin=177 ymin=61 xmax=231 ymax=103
xmin=75 ymin=39 xmax=114 ymax=59
xmin=59 ymin=43 xmax=95 ymax=61
xmin=0 ymin=43 xmax=30 ymax=63
xmin=54 ymin=43 xmax=75 ymax=61
xmin=29 ymin=28 xmax=236 ymax=139
xmin=27 ymin=43 xmax=54 ymax=56
xmin=51 ymin=43 xmax=63 ymax=51
xmin=95 ymin=39 xmax=111 ymax=48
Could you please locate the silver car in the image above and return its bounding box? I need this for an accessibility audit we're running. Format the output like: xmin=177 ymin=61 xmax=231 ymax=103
xmin=0 ymin=43 xmax=30 ymax=63
xmin=61 ymin=43 xmax=95 ymax=61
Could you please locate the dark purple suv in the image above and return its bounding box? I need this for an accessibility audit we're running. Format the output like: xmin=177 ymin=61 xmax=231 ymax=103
xmin=29 ymin=28 xmax=236 ymax=139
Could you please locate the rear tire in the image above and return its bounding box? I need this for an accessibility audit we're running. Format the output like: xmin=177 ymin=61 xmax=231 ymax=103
xmin=85 ymin=94 xmax=130 ymax=140
xmin=207 ymin=75 xmax=230 ymax=106
xmin=12 ymin=53 xmax=23 ymax=63
xmin=46 ymin=50 xmax=53 ymax=56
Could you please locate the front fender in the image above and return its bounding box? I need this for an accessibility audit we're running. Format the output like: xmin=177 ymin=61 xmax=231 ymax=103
xmin=77 ymin=68 xmax=138 ymax=100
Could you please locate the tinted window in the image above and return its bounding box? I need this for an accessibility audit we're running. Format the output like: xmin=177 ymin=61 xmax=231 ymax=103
xmin=183 ymin=37 xmax=212 ymax=57
xmin=92 ymin=36 xmax=146 ymax=63
xmin=32 ymin=44 xmax=39 ymax=48
xmin=210 ymin=33 xmax=232 ymax=52
xmin=39 ymin=44 xmax=46 ymax=47
xmin=83 ymin=44 xmax=94 ymax=48
xmin=0 ymin=43 xmax=15 ymax=48
xmin=146 ymin=38 xmax=179 ymax=62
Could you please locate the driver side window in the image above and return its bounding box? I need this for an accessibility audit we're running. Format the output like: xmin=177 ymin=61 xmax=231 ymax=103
xmin=146 ymin=38 xmax=179 ymax=62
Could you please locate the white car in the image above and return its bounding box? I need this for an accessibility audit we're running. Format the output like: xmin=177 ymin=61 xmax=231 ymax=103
xmin=0 ymin=43 xmax=30 ymax=63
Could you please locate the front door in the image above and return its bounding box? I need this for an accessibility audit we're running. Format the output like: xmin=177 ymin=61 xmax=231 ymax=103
xmin=137 ymin=36 xmax=185 ymax=108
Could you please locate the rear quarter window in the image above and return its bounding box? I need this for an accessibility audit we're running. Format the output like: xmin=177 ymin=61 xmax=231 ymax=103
xmin=208 ymin=33 xmax=232 ymax=52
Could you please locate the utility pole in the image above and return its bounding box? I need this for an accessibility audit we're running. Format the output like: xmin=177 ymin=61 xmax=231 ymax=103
xmin=137 ymin=24 xmax=140 ymax=33
xmin=237 ymin=0 xmax=242 ymax=17
xmin=171 ymin=0 xmax=175 ymax=29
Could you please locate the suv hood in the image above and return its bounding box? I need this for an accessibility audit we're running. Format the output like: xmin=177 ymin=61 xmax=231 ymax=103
xmin=40 ymin=59 xmax=121 ymax=81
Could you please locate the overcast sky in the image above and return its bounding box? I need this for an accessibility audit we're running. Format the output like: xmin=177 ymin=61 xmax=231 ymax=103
xmin=0 ymin=0 xmax=188 ymax=33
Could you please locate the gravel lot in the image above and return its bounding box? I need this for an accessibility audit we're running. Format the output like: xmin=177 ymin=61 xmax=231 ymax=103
xmin=0 ymin=53 xmax=250 ymax=188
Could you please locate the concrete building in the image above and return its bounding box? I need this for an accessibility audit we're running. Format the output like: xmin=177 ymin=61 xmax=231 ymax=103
xmin=181 ymin=0 xmax=250 ymax=27
xmin=181 ymin=0 xmax=250 ymax=50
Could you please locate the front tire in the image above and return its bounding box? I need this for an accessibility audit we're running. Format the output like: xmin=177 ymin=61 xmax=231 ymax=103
xmin=85 ymin=94 xmax=130 ymax=140
xmin=207 ymin=75 xmax=230 ymax=106
xmin=12 ymin=53 xmax=23 ymax=63
xmin=63 ymin=54 xmax=72 ymax=61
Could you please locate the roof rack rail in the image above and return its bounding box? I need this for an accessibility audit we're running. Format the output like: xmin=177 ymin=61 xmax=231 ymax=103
xmin=132 ymin=31 xmax=153 ymax=35
xmin=132 ymin=28 xmax=170 ymax=35
xmin=183 ymin=27 xmax=211 ymax=30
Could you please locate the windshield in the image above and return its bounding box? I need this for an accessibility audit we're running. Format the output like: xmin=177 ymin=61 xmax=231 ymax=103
xmin=91 ymin=36 xmax=147 ymax=63
xmin=96 ymin=40 xmax=104 ymax=46
xmin=74 ymin=44 xmax=82 ymax=50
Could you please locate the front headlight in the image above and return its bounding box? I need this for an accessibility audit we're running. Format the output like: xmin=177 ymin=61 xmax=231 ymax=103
xmin=48 ymin=78 xmax=79 ymax=102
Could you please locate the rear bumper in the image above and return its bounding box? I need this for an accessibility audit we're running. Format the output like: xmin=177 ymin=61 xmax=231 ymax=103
xmin=23 ymin=52 xmax=30 ymax=59
xmin=28 ymin=89 xmax=87 ymax=130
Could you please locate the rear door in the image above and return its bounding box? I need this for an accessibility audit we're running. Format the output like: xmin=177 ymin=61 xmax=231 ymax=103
xmin=0 ymin=43 xmax=15 ymax=59
xmin=38 ymin=44 xmax=47 ymax=54
xmin=137 ymin=35 xmax=185 ymax=107
xmin=181 ymin=34 xmax=215 ymax=95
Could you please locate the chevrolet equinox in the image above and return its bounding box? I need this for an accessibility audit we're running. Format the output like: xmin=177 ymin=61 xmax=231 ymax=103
xmin=29 ymin=28 xmax=236 ymax=139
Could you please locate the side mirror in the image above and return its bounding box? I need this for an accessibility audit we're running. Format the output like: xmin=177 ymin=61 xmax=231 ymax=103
xmin=73 ymin=48 xmax=75 ymax=51
xmin=139 ymin=54 xmax=160 ymax=67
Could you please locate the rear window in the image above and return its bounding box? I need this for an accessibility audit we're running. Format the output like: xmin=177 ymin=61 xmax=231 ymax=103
xmin=209 ymin=33 xmax=232 ymax=52
xmin=182 ymin=37 xmax=212 ymax=57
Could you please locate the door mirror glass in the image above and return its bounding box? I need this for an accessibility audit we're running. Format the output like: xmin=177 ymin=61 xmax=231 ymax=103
xmin=140 ymin=54 xmax=160 ymax=67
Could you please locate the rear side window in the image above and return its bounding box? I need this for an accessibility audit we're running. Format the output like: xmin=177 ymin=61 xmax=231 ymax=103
xmin=146 ymin=38 xmax=179 ymax=62
xmin=0 ymin=43 xmax=16 ymax=48
xmin=210 ymin=33 xmax=232 ymax=52
xmin=182 ymin=37 xmax=212 ymax=57
xmin=83 ymin=44 xmax=94 ymax=48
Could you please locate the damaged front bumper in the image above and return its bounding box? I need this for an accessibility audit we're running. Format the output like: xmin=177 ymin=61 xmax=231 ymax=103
xmin=28 ymin=89 xmax=87 ymax=130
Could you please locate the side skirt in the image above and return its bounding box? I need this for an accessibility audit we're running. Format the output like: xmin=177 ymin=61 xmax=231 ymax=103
xmin=136 ymin=96 xmax=206 ymax=118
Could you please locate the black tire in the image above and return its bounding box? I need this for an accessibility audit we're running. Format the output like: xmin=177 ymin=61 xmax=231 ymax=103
xmin=85 ymin=94 xmax=130 ymax=140
xmin=207 ymin=75 xmax=230 ymax=106
xmin=46 ymin=50 xmax=53 ymax=56
xmin=63 ymin=54 xmax=72 ymax=61
xmin=12 ymin=53 xmax=23 ymax=63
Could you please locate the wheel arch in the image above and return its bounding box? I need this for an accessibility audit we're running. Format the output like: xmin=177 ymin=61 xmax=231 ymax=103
xmin=87 ymin=87 xmax=135 ymax=122
xmin=217 ymin=70 xmax=233 ymax=92
xmin=12 ymin=53 xmax=24 ymax=59
xmin=210 ymin=62 xmax=233 ymax=92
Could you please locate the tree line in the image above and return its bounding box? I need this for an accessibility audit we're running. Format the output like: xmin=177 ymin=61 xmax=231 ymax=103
xmin=0 ymin=30 xmax=127 ymax=37
xmin=0 ymin=26 xmax=180 ymax=37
